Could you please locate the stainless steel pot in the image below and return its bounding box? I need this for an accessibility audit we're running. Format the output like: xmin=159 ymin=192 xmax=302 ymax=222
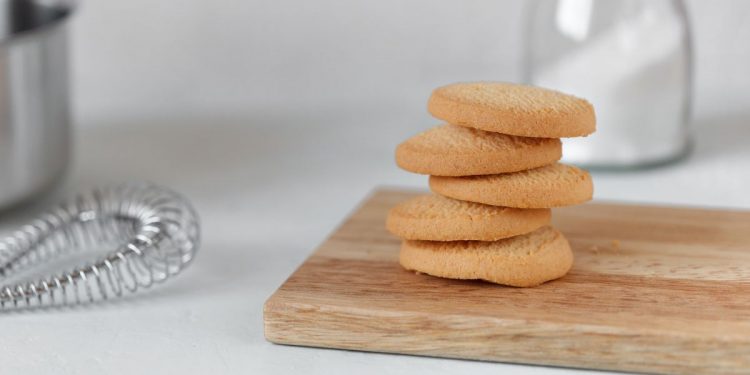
xmin=0 ymin=0 xmax=75 ymax=209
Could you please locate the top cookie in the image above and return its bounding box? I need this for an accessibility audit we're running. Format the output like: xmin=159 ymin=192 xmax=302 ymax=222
xmin=396 ymin=124 xmax=561 ymax=176
xmin=428 ymin=82 xmax=596 ymax=138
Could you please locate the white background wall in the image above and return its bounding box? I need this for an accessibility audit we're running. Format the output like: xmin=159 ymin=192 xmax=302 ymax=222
xmin=70 ymin=0 xmax=750 ymax=123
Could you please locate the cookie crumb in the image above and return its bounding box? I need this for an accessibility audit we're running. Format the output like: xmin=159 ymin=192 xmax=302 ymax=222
xmin=611 ymin=239 xmax=621 ymax=252
xmin=589 ymin=245 xmax=600 ymax=254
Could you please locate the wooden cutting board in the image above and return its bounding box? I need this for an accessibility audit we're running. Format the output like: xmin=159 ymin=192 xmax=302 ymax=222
xmin=264 ymin=189 xmax=750 ymax=375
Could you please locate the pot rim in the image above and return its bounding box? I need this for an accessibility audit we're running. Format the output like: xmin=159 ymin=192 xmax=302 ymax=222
xmin=0 ymin=0 xmax=77 ymax=46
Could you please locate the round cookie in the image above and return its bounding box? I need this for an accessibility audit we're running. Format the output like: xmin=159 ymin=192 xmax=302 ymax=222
xmin=400 ymin=226 xmax=573 ymax=287
xmin=429 ymin=163 xmax=593 ymax=208
xmin=386 ymin=194 xmax=550 ymax=241
xmin=395 ymin=124 xmax=561 ymax=176
xmin=428 ymin=82 xmax=596 ymax=138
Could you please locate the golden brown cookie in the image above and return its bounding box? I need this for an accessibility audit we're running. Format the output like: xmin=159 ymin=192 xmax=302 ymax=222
xmin=400 ymin=226 xmax=573 ymax=287
xmin=429 ymin=163 xmax=593 ymax=208
xmin=395 ymin=124 xmax=561 ymax=176
xmin=386 ymin=194 xmax=550 ymax=241
xmin=428 ymin=82 xmax=595 ymax=138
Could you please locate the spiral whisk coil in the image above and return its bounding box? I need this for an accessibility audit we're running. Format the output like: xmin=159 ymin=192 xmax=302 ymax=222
xmin=0 ymin=183 xmax=200 ymax=310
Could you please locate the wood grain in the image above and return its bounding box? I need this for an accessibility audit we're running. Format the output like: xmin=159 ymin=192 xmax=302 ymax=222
xmin=264 ymin=189 xmax=750 ymax=374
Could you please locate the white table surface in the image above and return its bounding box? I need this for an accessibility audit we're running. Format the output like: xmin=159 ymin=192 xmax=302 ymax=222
xmin=0 ymin=108 xmax=748 ymax=374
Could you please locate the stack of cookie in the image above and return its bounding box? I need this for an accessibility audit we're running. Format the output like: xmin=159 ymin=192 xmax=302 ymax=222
xmin=387 ymin=82 xmax=595 ymax=287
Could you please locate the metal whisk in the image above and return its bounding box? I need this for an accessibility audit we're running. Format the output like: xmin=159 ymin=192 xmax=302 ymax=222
xmin=0 ymin=183 xmax=200 ymax=310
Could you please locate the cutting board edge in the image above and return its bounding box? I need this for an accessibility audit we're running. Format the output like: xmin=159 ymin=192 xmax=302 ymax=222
xmin=264 ymin=295 xmax=750 ymax=375
xmin=372 ymin=186 xmax=750 ymax=214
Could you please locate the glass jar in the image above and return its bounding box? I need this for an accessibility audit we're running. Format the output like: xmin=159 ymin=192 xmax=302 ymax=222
xmin=524 ymin=0 xmax=692 ymax=169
